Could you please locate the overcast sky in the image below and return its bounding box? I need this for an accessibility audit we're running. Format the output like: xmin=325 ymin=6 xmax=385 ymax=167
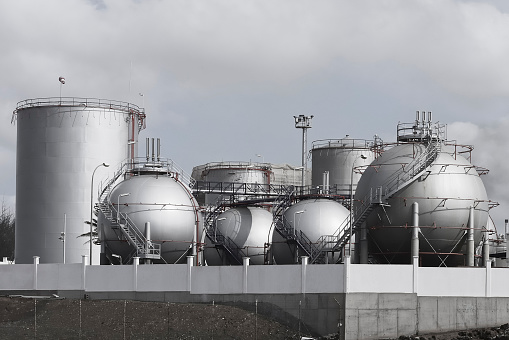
xmin=1 ymin=0 xmax=509 ymax=231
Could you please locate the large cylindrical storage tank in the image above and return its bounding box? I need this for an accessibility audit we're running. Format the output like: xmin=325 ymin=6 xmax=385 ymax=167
xmin=100 ymin=173 xmax=199 ymax=264
xmin=14 ymin=98 xmax=143 ymax=264
xmin=271 ymin=198 xmax=350 ymax=264
xmin=311 ymin=138 xmax=375 ymax=197
xmin=354 ymin=143 xmax=489 ymax=266
xmin=204 ymin=206 xmax=273 ymax=265
xmin=192 ymin=162 xmax=272 ymax=205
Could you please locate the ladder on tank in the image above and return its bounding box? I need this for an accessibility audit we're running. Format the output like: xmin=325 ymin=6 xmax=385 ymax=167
xmin=311 ymin=140 xmax=442 ymax=263
xmin=99 ymin=201 xmax=161 ymax=262
xmin=96 ymin=163 xmax=161 ymax=263
xmin=203 ymin=196 xmax=246 ymax=265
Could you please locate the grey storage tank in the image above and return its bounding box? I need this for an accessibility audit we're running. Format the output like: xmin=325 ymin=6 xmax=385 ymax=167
xmin=311 ymin=138 xmax=377 ymax=197
xmin=13 ymin=97 xmax=145 ymax=264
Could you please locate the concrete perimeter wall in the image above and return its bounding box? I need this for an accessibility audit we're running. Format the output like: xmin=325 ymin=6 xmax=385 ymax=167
xmin=1 ymin=256 xmax=509 ymax=338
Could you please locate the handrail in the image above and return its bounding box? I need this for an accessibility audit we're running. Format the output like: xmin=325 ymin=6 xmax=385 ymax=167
xmin=312 ymin=140 xmax=442 ymax=262
xmin=109 ymin=202 xmax=160 ymax=257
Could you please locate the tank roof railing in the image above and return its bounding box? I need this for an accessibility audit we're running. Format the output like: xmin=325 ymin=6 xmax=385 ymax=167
xmin=125 ymin=157 xmax=196 ymax=188
xmin=196 ymin=161 xmax=272 ymax=172
xmin=396 ymin=121 xmax=446 ymax=144
xmin=311 ymin=138 xmax=374 ymax=150
xmin=13 ymin=97 xmax=146 ymax=130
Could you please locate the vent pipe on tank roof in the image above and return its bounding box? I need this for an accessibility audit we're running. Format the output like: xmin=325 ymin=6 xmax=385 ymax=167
xmin=146 ymin=138 xmax=150 ymax=162
xmin=157 ymin=138 xmax=161 ymax=162
xmin=151 ymin=138 xmax=155 ymax=161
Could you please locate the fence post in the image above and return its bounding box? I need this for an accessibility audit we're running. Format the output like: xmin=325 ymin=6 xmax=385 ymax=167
xmin=133 ymin=257 xmax=139 ymax=291
xmin=243 ymin=257 xmax=250 ymax=293
xmin=82 ymin=255 xmax=88 ymax=291
xmin=187 ymin=256 xmax=194 ymax=292
xmin=33 ymin=256 xmax=40 ymax=290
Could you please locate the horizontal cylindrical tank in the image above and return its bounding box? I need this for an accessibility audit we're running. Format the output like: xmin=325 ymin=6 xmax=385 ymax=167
xmin=271 ymin=198 xmax=350 ymax=264
xmin=14 ymin=98 xmax=143 ymax=264
xmin=204 ymin=207 xmax=273 ymax=265
xmin=355 ymin=143 xmax=489 ymax=266
xmin=311 ymin=138 xmax=375 ymax=197
xmin=100 ymin=173 xmax=198 ymax=264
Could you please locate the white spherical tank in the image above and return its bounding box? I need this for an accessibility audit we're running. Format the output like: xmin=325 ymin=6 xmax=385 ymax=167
xmin=14 ymin=98 xmax=143 ymax=264
xmin=271 ymin=199 xmax=350 ymax=264
xmin=354 ymin=143 xmax=489 ymax=266
xmin=100 ymin=174 xmax=198 ymax=264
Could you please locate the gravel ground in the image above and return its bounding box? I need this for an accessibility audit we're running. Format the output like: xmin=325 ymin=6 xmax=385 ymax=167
xmin=0 ymin=296 xmax=307 ymax=339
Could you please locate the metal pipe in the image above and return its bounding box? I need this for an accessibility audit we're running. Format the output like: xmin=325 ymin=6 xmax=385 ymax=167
xmin=466 ymin=206 xmax=475 ymax=267
xmin=483 ymin=228 xmax=490 ymax=267
xmin=359 ymin=222 xmax=368 ymax=264
xmin=146 ymin=138 xmax=149 ymax=161
xmin=157 ymin=138 xmax=161 ymax=162
xmin=90 ymin=162 xmax=109 ymax=265
xmin=151 ymin=138 xmax=155 ymax=161
xmin=411 ymin=202 xmax=419 ymax=261
xmin=505 ymin=218 xmax=509 ymax=266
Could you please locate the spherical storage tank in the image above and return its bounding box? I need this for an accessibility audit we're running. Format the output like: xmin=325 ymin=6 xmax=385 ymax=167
xmin=14 ymin=98 xmax=144 ymax=264
xmin=271 ymin=199 xmax=350 ymax=264
xmin=204 ymin=207 xmax=273 ymax=265
xmin=355 ymin=141 xmax=489 ymax=266
xmin=100 ymin=173 xmax=198 ymax=264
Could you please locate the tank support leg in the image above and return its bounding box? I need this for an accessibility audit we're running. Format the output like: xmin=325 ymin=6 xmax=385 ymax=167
xmin=466 ymin=206 xmax=475 ymax=267
xmin=482 ymin=229 xmax=490 ymax=267
xmin=411 ymin=202 xmax=420 ymax=263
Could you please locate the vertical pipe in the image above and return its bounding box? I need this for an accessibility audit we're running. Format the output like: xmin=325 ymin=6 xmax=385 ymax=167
xmin=483 ymin=228 xmax=490 ymax=267
xmin=505 ymin=218 xmax=509 ymax=267
xmin=145 ymin=221 xmax=151 ymax=256
xmin=359 ymin=222 xmax=368 ymax=264
xmin=157 ymin=138 xmax=161 ymax=162
xmin=467 ymin=206 xmax=475 ymax=267
xmin=146 ymin=138 xmax=149 ymax=161
xmin=151 ymin=138 xmax=155 ymax=161
xmin=411 ymin=202 xmax=419 ymax=261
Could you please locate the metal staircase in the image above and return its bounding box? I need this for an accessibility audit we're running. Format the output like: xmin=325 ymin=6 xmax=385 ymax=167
xmin=96 ymin=162 xmax=161 ymax=263
xmin=203 ymin=196 xmax=246 ymax=265
xmin=310 ymin=140 xmax=442 ymax=263
xmin=271 ymin=187 xmax=322 ymax=261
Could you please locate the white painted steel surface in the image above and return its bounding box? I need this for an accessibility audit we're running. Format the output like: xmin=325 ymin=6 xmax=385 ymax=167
xmin=272 ymin=199 xmax=350 ymax=264
xmin=211 ymin=207 xmax=273 ymax=265
xmin=355 ymin=143 xmax=489 ymax=265
xmin=101 ymin=174 xmax=198 ymax=264
xmin=15 ymin=99 xmax=142 ymax=264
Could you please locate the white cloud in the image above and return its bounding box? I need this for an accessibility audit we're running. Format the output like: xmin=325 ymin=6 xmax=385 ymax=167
xmin=448 ymin=118 xmax=509 ymax=231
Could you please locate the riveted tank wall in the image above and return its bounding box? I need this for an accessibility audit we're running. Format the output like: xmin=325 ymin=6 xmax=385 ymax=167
xmin=311 ymin=139 xmax=375 ymax=197
xmin=100 ymin=174 xmax=198 ymax=264
xmin=354 ymin=143 xmax=489 ymax=266
xmin=271 ymin=198 xmax=350 ymax=264
xmin=15 ymin=99 xmax=142 ymax=264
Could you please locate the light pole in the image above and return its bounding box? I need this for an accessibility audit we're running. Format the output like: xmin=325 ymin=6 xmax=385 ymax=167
xmin=293 ymin=115 xmax=313 ymax=188
xmin=256 ymin=154 xmax=264 ymax=163
xmin=117 ymin=193 xmax=131 ymax=222
xmin=293 ymin=166 xmax=304 ymax=187
xmin=349 ymin=155 xmax=367 ymax=257
xmin=90 ymin=162 xmax=109 ymax=265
